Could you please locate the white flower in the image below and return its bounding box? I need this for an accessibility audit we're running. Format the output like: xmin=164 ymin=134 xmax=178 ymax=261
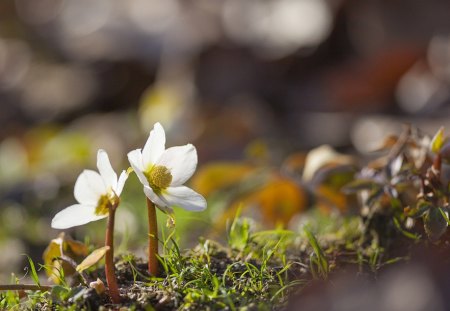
xmin=127 ymin=122 xmax=206 ymax=212
xmin=51 ymin=150 xmax=129 ymax=229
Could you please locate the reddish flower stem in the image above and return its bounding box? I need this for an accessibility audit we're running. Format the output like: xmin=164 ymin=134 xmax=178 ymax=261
xmin=105 ymin=206 xmax=121 ymax=304
xmin=146 ymin=198 xmax=159 ymax=276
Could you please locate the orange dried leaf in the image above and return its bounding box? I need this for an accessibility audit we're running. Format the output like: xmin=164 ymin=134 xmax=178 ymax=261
xmin=66 ymin=239 xmax=88 ymax=257
xmin=76 ymin=246 xmax=110 ymax=273
xmin=191 ymin=162 xmax=255 ymax=196
xmin=372 ymin=135 xmax=399 ymax=152
xmin=43 ymin=233 xmax=88 ymax=283
xmin=303 ymin=145 xmax=354 ymax=181
xmin=239 ymin=177 xmax=308 ymax=227
xmin=316 ymin=185 xmax=348 ymax=212
xmin=43 ymin=235 xmax=64 ymax=274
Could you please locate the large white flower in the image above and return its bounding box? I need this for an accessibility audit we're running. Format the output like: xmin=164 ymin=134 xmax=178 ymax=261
xmin=127 ymin=122 xmax=206 ymax=212
xmin=52 ymin=150 xmax=129 ymax=229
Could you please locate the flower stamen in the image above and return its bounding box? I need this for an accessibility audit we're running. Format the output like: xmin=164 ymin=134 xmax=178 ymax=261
xmin=95 ymin=195 xmax=111 ymax=216
xmin=147 ymin=165 xmax=172 ymax=191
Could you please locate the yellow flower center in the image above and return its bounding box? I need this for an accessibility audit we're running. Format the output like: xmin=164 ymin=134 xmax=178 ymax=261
xmin=146 ymin=165 xmax=172 ymax=191
xmin=95 ymin=195 xmax=111 ymax=216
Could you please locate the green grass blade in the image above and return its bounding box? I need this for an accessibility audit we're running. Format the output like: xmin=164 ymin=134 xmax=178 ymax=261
xmin=304 ymin=227 xmax=328 ymax=279
xmin=24 ymin=255 xmax=40 ymax=287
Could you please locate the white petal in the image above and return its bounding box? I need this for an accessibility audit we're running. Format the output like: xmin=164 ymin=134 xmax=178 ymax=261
xmin=51 ymin=204 xmax=107 ymax=229
xmin=143 ymin=185 xmax=169 ymax=207
xmin=127 ymin=149 xmax=149 ymax=186
xmin=142 ymin=122 xmax=166 ymax=168
xmin=97 ymin=149 xmax=118 ymax=191
xmin=74 ymin=170 xmax=107 ymax=205
xmin=115 ymin=170 xmax=129 ymax=196
xmin=156 ymin=144 xmax=197 ymax=186
xmin=160 ymin=186 xmax=207 ymax=211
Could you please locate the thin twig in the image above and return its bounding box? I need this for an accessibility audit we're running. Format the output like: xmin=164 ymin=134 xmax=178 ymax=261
xmin=0 ymin=284 xmax=53 ymax=291
xmin=387 ymin=124 xmax=411 ymax=161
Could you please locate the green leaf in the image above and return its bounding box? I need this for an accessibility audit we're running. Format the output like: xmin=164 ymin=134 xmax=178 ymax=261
xmin=227 ymin=206 xmax=250 ymax=251
xmin=364 ymin=187 xmax=384 ymax=208
xmin=51 ymin=285 xmax=71 ymax=301
xmin=431 ymin=127 xmax=445 ymax=154
xmin=439 ymin=207 xmax=450 ymax=225
xmin=405 ymin=201 xmax=432 ymax=219
xmin=424 ymin=208 xmax=448 ymax=241
xmin=24 ymin=254 xmax=40 ymax=287
xmin=393 ymin=217 xmax=420 ymax=240
xmin=342 ymin=179 xmax=379 ymax=194
xmin=304 ymin=227 xmax=328 ymax=279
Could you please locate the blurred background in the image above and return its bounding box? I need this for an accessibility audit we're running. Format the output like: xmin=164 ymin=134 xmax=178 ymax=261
xmin=1 ymin=0 xmax=450 ymax=281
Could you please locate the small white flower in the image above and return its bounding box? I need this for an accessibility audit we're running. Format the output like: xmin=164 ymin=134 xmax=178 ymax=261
xmin=127 ymin=122 xmax=206 ymax=212
xmin=51 ymin=150 xmax=129 ymax=229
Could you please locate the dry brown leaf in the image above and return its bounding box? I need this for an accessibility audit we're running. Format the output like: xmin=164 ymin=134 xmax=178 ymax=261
xmin=76 ymin=246 xmax=110 ymax=273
